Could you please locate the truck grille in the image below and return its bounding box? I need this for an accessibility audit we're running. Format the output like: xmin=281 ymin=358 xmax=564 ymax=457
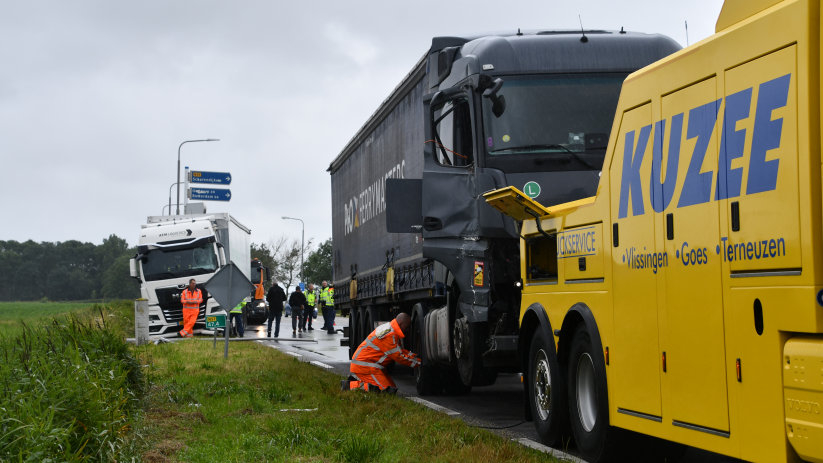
xmin=155 ymin=286 xmax=209 ymax=323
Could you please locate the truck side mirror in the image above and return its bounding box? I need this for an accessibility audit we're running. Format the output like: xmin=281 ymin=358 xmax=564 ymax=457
xmin=482 ymin=77 xmax=504 ymax=98
xmin=129 ymin=258 xmax=139 ymax=280
xmin=430 ymin=90 xmax=447 ymax=108
xmin=483 ymin=78 xmax=506 ymax=117
xmin=491 ymin=95 xmax=506 ymax=117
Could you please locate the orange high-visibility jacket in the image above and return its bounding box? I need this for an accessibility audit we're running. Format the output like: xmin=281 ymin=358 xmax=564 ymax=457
xmin=181 ymin=288 xmax=203 ymax=310
xmin=350 ymin=319 xmax=420 ymax=390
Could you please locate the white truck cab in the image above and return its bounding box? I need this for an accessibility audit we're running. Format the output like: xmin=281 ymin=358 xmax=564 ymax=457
xmin=130 ymin=213 xmax=251 ymax=337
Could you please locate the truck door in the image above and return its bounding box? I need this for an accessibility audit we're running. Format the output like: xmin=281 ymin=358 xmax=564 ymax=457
xmin=658 ymin=78 xmax=729 ymax=435
xmin=421 ymin=92 xmax=478 ymax=239
xmin=609 ymin=102 xmax=663 ymax=420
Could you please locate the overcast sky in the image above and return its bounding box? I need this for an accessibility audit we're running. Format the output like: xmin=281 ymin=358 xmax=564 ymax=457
xmin=0 ymin=1 xmax=724 ymax=250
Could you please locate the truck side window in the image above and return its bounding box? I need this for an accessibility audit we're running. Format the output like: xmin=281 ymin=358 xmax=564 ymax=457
xmin=433 ymin=98 xmax=473 ymax=167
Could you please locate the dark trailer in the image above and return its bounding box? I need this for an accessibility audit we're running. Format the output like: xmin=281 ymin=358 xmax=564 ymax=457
xmin=328 ymin=29 xmax=680 ymax=395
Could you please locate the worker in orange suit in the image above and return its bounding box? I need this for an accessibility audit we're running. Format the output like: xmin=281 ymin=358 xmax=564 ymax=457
xmin=347 ymin=313 xmax=420 ymax=393
xmin=178 ymin=278 xmax=203 ymax=338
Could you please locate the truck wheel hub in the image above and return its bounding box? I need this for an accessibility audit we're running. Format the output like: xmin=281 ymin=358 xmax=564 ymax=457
xmin=453 ymin=317 xmax=469 ymax=360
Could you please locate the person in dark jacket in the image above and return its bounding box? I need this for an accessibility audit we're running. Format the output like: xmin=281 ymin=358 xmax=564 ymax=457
xmin=265 ymin=280 xmax=287 ymax=338
xmin=288 ymin=285 xmax=307 ymax=336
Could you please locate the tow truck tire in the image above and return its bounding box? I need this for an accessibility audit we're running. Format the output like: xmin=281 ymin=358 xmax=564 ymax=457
xmin=528 ymin=327 xmax=568 ymax=446
xmin=413 ymin=310 xmax=441 ymax=396
xmin=568 ymin=324 xmax=617 ymax=462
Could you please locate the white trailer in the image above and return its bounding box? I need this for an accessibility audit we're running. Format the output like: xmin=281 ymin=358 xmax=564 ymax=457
xmin=130 ymin=213 xmax=251 ymax=337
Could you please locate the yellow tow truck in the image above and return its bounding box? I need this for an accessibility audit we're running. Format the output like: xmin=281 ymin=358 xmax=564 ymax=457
xmin=485 ymin=0 xmax=823 ymax=461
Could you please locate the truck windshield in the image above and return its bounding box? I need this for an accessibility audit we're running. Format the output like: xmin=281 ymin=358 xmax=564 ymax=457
xmin=141 ymin=242 xmax=218 ymax=281
xmin=483 ymin=73 xmax=626 ymax=172
xmin=251 ymin=265 xmax=264 ymax=284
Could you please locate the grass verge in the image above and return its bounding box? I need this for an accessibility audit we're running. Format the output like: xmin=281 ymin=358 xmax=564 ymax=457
xmin=0 ymin=301 xmax=97 ymax=335
xmin=135 ymin=340 xmax=560 ymax=463
xmin=0 ymin=300 xmax=143 ymax=461
xmin=0 ymin=301 xmax=559 ymax=462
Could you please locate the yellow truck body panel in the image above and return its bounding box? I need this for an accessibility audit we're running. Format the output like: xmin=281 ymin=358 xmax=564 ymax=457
xmin=486 ymin=0 xmax=823 ymax=460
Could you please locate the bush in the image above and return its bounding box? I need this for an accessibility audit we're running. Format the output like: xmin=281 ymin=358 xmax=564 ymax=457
xmin=0 ymin=309 xmax=144 ymax=462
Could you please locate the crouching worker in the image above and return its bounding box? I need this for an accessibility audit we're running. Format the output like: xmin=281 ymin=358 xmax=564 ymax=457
xmin=345 ymin=313 xmax=420 ymax=394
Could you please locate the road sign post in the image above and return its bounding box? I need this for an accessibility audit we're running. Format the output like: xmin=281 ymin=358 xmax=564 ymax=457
xmin=204 ymin=263 xmax=254 ymax=358
xmin=205 ymin=314 xmax=226 ymax=348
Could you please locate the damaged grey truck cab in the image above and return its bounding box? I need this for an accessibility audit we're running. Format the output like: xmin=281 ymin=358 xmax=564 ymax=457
xmin=329 ymin=30 xmax=680 ymax=394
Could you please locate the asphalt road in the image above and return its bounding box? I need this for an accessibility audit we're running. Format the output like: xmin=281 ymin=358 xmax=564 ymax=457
xmin=241 ymin=315 xmax=742 ymax=463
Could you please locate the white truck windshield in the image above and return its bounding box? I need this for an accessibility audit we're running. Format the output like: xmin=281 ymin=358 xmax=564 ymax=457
xmin=141 ymin=242 xmax=218 ymax=281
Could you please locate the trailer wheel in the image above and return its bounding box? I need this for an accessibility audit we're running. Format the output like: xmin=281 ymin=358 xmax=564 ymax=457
xmin=568 ymin=324 xmax=616 ymax=462
xmin=348 ymin=309 xmax=360 ymax=359
xmin=357 ymin=306 xmax=368 ymax=345
xmin=528 ymin=327 xmax=568 ymax=446
xmin=365 ymin=306 xmax=379 ymax=334
xmin=413 ymin=311 xmax=441 ymax=395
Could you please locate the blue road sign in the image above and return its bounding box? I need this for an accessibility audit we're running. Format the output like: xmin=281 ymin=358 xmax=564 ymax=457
xmin=189 ymin=187 xmax=231 ymax=201
xmin=190 ymin=170 xmax=232 ymax=185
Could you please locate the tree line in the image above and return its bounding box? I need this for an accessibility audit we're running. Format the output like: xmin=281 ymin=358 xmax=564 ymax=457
xmin=251 ymin=238 xmax=332 ymax=292
xmin=0 ymin=235 xmax=139 ymax=301
xmin=0 ymin=235 xmax=332 ymax=301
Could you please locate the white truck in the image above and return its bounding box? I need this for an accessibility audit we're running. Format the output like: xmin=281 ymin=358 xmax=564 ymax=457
xmin=130 ymin=213 xmax=251 ymax=337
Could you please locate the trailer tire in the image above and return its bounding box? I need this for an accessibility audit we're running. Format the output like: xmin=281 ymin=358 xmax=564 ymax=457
xmin=568 ymin=324 xmax=617 ymax=462
xmin=357 ymin=306 xmax=368 ymax=345
xmin=365 ymin=306 xmax=379 ymax=334
xmin=348 ymin=309 xmax=360 ymax=359
xmin=528 ymin=326 xmax=568 ymax=446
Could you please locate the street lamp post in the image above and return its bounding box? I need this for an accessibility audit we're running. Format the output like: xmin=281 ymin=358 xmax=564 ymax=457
xmin=282 ymin=216 xmax=304 ymax=285
xmin=167 ymin=181 xmax=182 ymax=216
xmin=177 ymin=138 xmax=219 ymax=215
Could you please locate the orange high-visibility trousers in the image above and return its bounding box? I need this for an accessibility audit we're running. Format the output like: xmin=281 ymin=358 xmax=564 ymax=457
xmin=349 ymin=369 xmax=396 ymax=391
xmin=179 ymin=308 xmax=198 ymax=337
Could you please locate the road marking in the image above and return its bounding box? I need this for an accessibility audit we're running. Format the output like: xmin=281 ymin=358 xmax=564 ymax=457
xmin=285 ymin=351 xmax=302 ymax=359
xmin=407 ymin=397 xmax=461 ymax=416
xmin=514 ymin=438 xmax=586 ymax=463
xmin=310 ymin=360 xmax=334 ymax=370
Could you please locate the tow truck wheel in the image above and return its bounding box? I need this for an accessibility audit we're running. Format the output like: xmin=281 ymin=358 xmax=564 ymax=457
xmin=528 ymin=327 xmax=568 ymax=446
xmin=568 ymin=324 xmax=617 ymax=462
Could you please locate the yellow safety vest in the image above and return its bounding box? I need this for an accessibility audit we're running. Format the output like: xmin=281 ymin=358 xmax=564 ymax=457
xmin=230 ymin=301 xmax=246 ymax=314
